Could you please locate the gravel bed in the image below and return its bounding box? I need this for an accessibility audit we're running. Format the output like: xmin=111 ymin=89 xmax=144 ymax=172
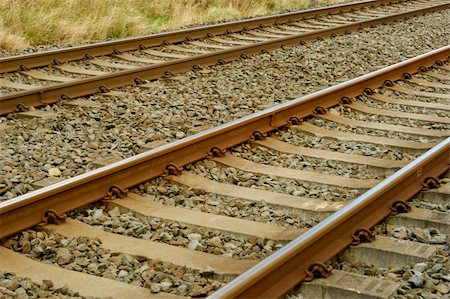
xmin=271 ymin=127 xmax=419 ymax=161
xmin=231 ymin=143 xmax=393 ymax=179
xmin=3 ymin=229 xmax=224 ymax=296
xmin=411 ymin=198 xmax=449 ymax=213
xmin=340 ymin=105 xmax=450 ymax=131
xmin=0 ymin=271 xmax=96 ymax=298
xmin=379 ymin=88 xmax=450 ymax=105
xmin=0 ymin=86 xmax=21 ymax=95
xmin=416 ymin=73 xmax=450 ymax=85
xmin=186 ymin=160 xmax=361 ymax=201
xmin=71 ymin=204 xmax=285 ymax=260
xmin=396 ymin=79 xmax=450 ymax=95
xmin=46 ymin=66 xmax=92 ymax=79
xmin=131 ymin=178 xmax=316 ymax=228
xmin=359 ymin=95 xmax=449 ymax=118
xmin=67 ymin=61 xmax=121 ymax=73
xmin=1 ymin=10 xmax=449 ymax=201
xmin=307 ymin=115 xmax=445 ymax=143
xmin=0 ymin=72 xmax=48 ymax=87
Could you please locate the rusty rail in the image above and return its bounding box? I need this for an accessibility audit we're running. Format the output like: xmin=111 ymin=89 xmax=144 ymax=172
xmin=0 ymin=0 xmax=399 ymax=73
xmin=0 ymin=45 xmax=448 ymax=239
xmin=1 ymin=1 xmax=448 ymax=115
xmin=211 ymin=137 xmax=449 ymax=298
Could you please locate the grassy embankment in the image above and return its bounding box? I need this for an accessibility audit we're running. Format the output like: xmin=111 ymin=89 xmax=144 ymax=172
xmin=0 ymin=0 xmax=347 ymax=50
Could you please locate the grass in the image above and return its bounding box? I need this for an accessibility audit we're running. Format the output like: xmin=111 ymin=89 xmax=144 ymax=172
xmin=0 ymin=0 xmax=347 ymax=50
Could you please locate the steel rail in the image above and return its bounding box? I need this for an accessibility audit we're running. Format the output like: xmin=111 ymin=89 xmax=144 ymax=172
xmin=0 ymin=45 xmax=448 ymax=239
xmin=211 ymin=137 xmax=449 ymax=299
xmin=0 ymin=0 xmax=400 ymax=73
xmin=1 ymin=2 xmax=447 ymax=115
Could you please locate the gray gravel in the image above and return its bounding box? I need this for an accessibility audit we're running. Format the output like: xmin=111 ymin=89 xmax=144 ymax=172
xmin=3 ymin=229 xmax=224 ymax=296
xmin=186 ymin=159 xmax=361 ymax=201
xmin=0 ymin=271 xmax=99 ymax=298
xmin=339 ymin=103 xmax=450 ymax=130
xmin=1 ymin=10 xmax=449 ymax=201
xmin=307 ymin=116 xmax=445 ymax=143
xmin=131 ymin=177 xmax=317 ymax=228
xmin=231 ymin=143 xmax=394 ymax=180
xmin=357 ymin=94 xmax=449 ymax=118
xmin=70 ymin=205 xmax=285 ymax=259
xmin=271 ymin=126 xmax=420 ymax=160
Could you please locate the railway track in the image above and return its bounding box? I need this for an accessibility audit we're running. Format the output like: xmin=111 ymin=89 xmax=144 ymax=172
xmin=1 ymin=46 xmax=449 ymax=298
xmin=0 ymin=0 xmax=448 ymax=115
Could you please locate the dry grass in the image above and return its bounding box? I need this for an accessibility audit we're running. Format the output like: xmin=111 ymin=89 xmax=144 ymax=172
xmin=0 ymin=0 xmax=347 ymax=50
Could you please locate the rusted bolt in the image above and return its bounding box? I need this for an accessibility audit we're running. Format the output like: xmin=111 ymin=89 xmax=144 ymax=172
xmin=60 ymin=94 xmax=71 ymax=101
xmin=330 ymin=33 xmax=336 ymax=38
xmin=363 ymin=88 xmax=374 ymax=95
xmin=112 ymin=49 xmax=121 ymax=54
xmin=390 ymin=200 xmax=411 ymax=215
xmin=259 ymin=24 xmax=265 ymax=28
xmin=317 ymin=37 xmax=323 ymax=41
xmin=42 ymin=209 xmax=66 ymax=224
xmin=304 ymin=262 xmax=333 ymax=282
xmin=206 ymin=33 xmax=214 ymax=38
xmin=340 ymin=97 xmax=352 ymax=104
xmin=138 ymin=44 xmax=147 ymax=50
xmin=185 ymin=36 xmax=193 ymax=42
xmin=313 ymin=106 xmax=327 ymax=115
xmin=53 ymin=59 xmax=62 ymax=65
xmin=134 ymin=77 xmax=146 ymax=85
xmin=289 ymin=116 xmax=302 ymax=125
xmin=299 ymin=41 xmax=305 ymax=45
xmin=436 ymin=60 xmax=444 ymax=66
xmin=261 ymin=49 xmax=269 ymax=54
xmin=104 ymin=185 xmax=129 ymax=200
xmin=99 ymin=86 xmax=109 ymax=93
xmin=351 ymin=228 xmax=376 ymax=246
xmin=240 ymin=54 xmax=249 ymax=59
xmin=217 ymin=59 xmax=226 ymax=65
xmin=192 ymin=64 xmax=202 ymax=71
xmin=209 ymin=146 xmax=226 ymax=157
xmin=16 ymin=103 xmax=29 ymax=112
xmin=162 ymin=40 xmax=170 ymax=45
xmin=402 ymin=73 xmax=412 ymax=80
xmin=384 ymin=80 xmax=395 ymax=87
xmin=252 ymin=131 xmax=265 ymax=141
xmin=164 ymin=71 xmax=174 ymax=77
xmin=422 ymin=177 xmax=441 ymax=191
xmin=85 ymin=53 xmax=94 ymax=60
xmin=166 ymin=164 xmax=182 ymax=176
xmin=418 ymin=66 xmax=427 ymax=73
xmin=19 ymin=64 xmax=29 ymax=71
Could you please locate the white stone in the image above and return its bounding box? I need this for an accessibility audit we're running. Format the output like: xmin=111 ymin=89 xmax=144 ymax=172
xmin=187 ymin=233 xmax=202 ymax=241
xmin=187 ymin=240 xmax=200 ymax=250
xmin=48 ymin=168 xmax=61 ymax=177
